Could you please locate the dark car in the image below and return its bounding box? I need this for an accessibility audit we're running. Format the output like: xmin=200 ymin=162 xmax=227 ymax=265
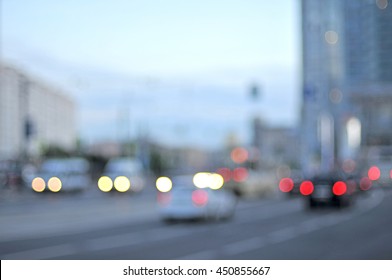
xmin=299 ymin=172 xmax=357 ymax=209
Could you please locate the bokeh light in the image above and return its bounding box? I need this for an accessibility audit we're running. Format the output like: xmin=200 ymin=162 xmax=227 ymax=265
xmin=98 ymin=176 xmax=113 ymax=192
xmin=342 ymin=159 xmax=356 ymax=174
xmin=193 ymin=172 xmax=210 ymax=188
xmin=279 ymin=177 xmax=294 ymax=193
xmin=192 ymin=189 xmax=208 ymax=206
xmin=48 ymin=177 xmax=62 ymax=192
xmin=230 ymin=147 xmax=249 ymax=164
xmin=332 ymin=181 xmax=347 ymax=196
xmin=32 ymin=177 xmax=46 ymax=192
xmin=325 ymin=30 xmax=339 ymax=44
xmin=360 ymin=177 xmax=372 ymax=191
xmin=217 ymin=167 xmax=232 ymax=182
xmin=232 ymin=167 xmax=248 ymax=182
xmin=156 ymin=176 xmax=173 ymax=193
xmin=114 ymin=176 xmax=131 ymax=192
xmin=368 ymin=166 xmax=381 ymax=181
xmin=209 ymin=173 xmax=224 ymax=190
xmin=300 ymin=181 xmax=314 ymax=196
xmin=193 ymin=172 xmax=224 ymax=189
xmin=376 ymin=0 xmax=388 ymax=9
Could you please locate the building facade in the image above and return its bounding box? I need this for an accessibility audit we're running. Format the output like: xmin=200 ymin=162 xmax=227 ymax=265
xmin=0 ymin=63 xmax=76 ymax=160
xmin=301 ymin=0 xmax=392 ymax=173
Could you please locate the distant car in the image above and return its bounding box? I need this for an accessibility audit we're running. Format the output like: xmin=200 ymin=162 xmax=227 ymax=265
xmin=98 ymin=157 xmax=145 ymax=193
xmin=157 ymin=175 xmax=237 ymax=222
xmin=31 ymin=158 xmax=91 ymax=193
xmin=300 ymin=172 xmax=357 ymax=209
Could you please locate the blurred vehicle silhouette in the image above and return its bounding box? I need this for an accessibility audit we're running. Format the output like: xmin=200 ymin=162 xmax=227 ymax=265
xmin=0 ymin=159 xmax=24 ymax=190
xmin=300 ymin=172 xmax=357 ymax=209
xmin=157 ymin=175 xmax=237 ymax=222
xmin=97 ymin=157 xmax=145 ymax=193
xmin=31 ymin=157 xmax=91 ymax=193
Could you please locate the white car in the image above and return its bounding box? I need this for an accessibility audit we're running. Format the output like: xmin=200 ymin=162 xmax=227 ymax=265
xmin=157 ymin=175 xmax=237 ymax=222
xmin=31 ymin=158 xmax=91 ymax=193
xmin=98 ymin=157 xmax=145 ymax=193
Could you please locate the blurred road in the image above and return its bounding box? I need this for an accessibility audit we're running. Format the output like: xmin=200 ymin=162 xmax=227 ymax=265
xmin=0 ymin=185 xmax=391 ymax=260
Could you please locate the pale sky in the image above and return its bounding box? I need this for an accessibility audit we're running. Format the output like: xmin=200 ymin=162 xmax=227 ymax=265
xmin=1 ymin=0 xmax=301 ymax=148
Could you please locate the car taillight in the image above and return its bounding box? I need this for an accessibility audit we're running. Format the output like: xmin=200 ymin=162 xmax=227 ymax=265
xmin=368 ymin=166 xmax=380 ymax=181
xmin=332 ymin=181 xmax=347 ymax=196
xmin=300 ymin=181 xmax=314 ymax=196
xmin=217 ymin=167 xmax=232 ymax=182
xmin=279 ymin=178 xmax=294 ymax=193
xmin=192 ymin=189 xmax=208 ymax=206
xmin=232 ymin=167 xmax=248 ymax=182
xmin=157 ymin=192 xmax=171 ymax=205
xmin=360 ymin=177 xmax=372 ymax=191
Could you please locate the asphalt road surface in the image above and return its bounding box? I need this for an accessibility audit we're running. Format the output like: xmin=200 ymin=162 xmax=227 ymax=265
xmin=1 ymin=186 xmax=391 ymax=260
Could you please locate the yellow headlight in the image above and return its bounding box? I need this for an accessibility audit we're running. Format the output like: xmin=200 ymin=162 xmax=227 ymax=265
xmin=32 ymin=177 xmax=46 ymax=192
xmin=156 ymin=177 xmax=172 ymax=193
xmin=48 ymin=177 xmax=62 ymax=192
xmin=114 ymin=176 xmax=130 ymax=192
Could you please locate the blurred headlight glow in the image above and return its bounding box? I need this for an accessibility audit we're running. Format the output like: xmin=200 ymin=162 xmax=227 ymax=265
xmin=193 ymin=172 xmax=224 ymax=189
xmin=32 ymin=177 xmax=46 ymax=192
xmin=98 ymin=176 xmax=113 ymax=192
xmin=193 ymin=172 xmax=210 ymax=188
xmin=114 ymin=176 xmax=130 ymax=192
xmin=156 ymin=176 xmax=172 ymax=192
xmin=48 ymin=177 xmax=62 ymax=192
xmin=210 ymin=173 xmax=224 ymax=190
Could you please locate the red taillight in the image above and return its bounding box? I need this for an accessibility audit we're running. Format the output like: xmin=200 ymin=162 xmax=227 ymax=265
xmin=360 ymin=177 xmax=372 ymax=191
xmin=232 ymin=167 xmax=248 ymax=182
xmin=192 ymin=189 xmax=208 ymax=206
xmin=279 ymin=178 xmax=294 ymax=193
xmin=300 ymin=181 xmax=314 ymax=196
xmin=217 ymin=167 xmax=232 ymax=182
xmin=332 ymin=181 xmax=347 ymax=196
xmin=157 ymin=192 xmax=171 ymax=205
xmin=368 ymin=166 xmax=381 ymax=181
